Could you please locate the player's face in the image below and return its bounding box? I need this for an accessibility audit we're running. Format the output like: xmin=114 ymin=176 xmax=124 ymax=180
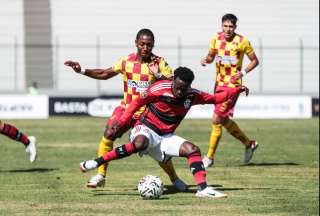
xmin=222 ymin=20 xmax=236 ymax=41
xmin=135 ymin=35 xmax=154 ymax=61
xmin=172 ymin=78 xmax=190 ymax=98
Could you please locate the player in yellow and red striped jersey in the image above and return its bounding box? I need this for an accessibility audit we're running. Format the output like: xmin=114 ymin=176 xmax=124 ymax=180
xmin=64 ymin=29 xmax=187 ymax=191
xmin=200 ymin=14 xmax=260 ymax=167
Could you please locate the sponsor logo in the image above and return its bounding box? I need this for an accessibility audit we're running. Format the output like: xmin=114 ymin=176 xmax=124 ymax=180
xmin=54 ymin=102 xmax=88 ymax=113
xmin=215 ymin=55 xmax=238 ymax=65
xmin=128 ymin=80 xmax=151 ymax=92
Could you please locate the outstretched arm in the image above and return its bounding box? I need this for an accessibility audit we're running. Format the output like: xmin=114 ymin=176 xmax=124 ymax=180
xmin=193 ymin=86 xmax=249 ymax=105
xmin=64 ymin=60 xmax=118 ymax=80
xmin=200 ymin=49 xmax=216 ymax=66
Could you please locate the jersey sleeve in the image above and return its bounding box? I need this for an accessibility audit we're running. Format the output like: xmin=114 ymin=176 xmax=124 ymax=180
xmin=111 ymin=56 xmax=126 ymax=74
xmin=119 ymin=87 xmax=158 ymax=124
xmin=192 ymin=88 xmax=241 ymax=105
xmin=240 ymin=38 xmax=254 ymax=55
xmin=158 ymin=58 xmax=173 ymax=79
xmin=209 ymin=33 xmax=218 ymax=51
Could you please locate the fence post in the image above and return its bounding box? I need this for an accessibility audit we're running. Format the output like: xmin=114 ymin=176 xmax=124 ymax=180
xmin=96 ymin=36 xmax=101 ymax=95
xmin=299 ymin=38 xmax=304 ymax=93
xmin=258 ymin=37 xmax=263 ymax=93
xmin=53 ymin=36 xmax=59 ymax=90
xmin=177 ymin=36 xmax=182 ymax=67
xmin=14 ymin=35 xmax=18 ymax=91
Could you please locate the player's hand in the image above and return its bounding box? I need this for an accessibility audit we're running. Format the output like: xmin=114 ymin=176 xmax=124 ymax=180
xmin=64 ymin=60 xmax=82 ymax=73
xmin=148 ymin=56 xmax=161 ymax=79
xmin=235 ymin=71 xmax=244 ymax=79
xmin=238 ymin=86 xmax=249 ymax=96
xmin=200 ymin=57 xmax=208 ymax=66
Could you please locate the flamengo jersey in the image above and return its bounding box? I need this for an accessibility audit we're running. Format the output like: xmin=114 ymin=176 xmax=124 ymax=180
xmin=209 ymin=32 xmax=254 ymax=88
xmin=112 ymin=53 xmax=172 ymax=115
xmin=120 ymin=80 xmax=237 ymax=135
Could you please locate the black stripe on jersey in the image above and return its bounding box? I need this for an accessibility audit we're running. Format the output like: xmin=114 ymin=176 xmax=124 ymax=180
xmin=148 ymin=103 xmax=183 ymax=125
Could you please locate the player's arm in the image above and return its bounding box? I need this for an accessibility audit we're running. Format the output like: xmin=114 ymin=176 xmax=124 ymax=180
xmin=193 ymin=86 xmax=249 ymax=105
xmin=64 ymin=60 xmax=118 ymax=80
xmin=117 ymin=90 xmax=157 ymax=127
xmin=200 ymin=49 xmax=216 ymax=66
xmin=148 ymin=57 xmax=173 ymax=80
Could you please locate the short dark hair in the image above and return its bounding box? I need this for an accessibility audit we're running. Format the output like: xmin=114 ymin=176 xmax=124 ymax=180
xmin=136 ymin=28 xmax=155 ymax=41
xmin=174 ymin=67 xmax=195 ymax=84
xmin=222 ymin=13 xmax=238 ymax=25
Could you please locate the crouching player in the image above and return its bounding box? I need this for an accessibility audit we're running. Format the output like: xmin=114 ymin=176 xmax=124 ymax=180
xmin=80 ymin=67 xmax=248 ymax=198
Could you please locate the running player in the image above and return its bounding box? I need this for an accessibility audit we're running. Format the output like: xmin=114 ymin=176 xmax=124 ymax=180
xmin=200 ymin=13 xmax=260 ymax=167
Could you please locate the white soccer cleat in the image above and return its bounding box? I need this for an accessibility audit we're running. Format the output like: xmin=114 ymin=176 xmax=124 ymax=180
xmin=202 ymin=156 xmax=214 ymax=168
xmin=172 ymin=178 xmax=187 ymax=191
xmin=26 ymin=136 xmax=37 ymax=163
xmin=86 ymin=174 xmax=106 ymax=188
xmin=80 ymin=160 xmax=98 ymax=172
xmin=244 ymin=140 xmax=259 ymax=164
xmin=195 ymin=186 xmax=227 ymax=199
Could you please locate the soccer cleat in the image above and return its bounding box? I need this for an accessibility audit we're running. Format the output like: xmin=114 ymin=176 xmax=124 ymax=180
xmin=172 ymin=178 xmax=187 ymax=191
xmin=26 ymin=136 xmax=37 ymax=163
xmin=86 ymin=174 xmax=106 ymax=188
xmin=195 ymin=187 xmax=227 ymax=199
xmin=244 ymin=140 xmax=259 ymax=164
xmin=80 ymin=160 xmax=98 ymax=172
xmin=202 ymin=156 xmax=214 ymax=168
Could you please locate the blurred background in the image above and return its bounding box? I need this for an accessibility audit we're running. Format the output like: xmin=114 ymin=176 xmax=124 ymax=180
xmin=0 ymin=0 xmax=319 ymax=118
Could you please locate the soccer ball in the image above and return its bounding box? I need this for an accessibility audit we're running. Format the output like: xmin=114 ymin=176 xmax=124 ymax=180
xmin=138 ymin=175 xmax=164 ymax=199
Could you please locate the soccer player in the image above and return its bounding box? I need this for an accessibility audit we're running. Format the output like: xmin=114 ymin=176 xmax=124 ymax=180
xmin=64 ymin=28 xmax=186 ymax=191
xmin=79 ymin=67 xmax=248 ymax=198
xmin=200 ymin=13 xmax=260 ymax=168
xmin=0 ymin=120 xmax=37 ymax=162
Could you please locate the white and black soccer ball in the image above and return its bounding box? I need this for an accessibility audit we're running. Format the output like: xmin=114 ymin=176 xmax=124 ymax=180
xmin=138 ymin=175 xmax=164 ymax=199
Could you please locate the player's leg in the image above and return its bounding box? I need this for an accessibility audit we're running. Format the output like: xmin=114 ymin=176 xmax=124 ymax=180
xmin=0 ymin=120 xmax=37 ymax=162
xmin=158 ymin=159 xmax=187 ymax=191
xmin=87 ymin=106 xmax=128 ymax=188
xmin=161 ymin=136 xmax=226 ymax=198
xmin=203 ymin=108 xmax=225 ymax=168
xmin=80 ymin=125 xmax=151 ymax=172
xmin=223 ymin=118 xmax=258 ymax=163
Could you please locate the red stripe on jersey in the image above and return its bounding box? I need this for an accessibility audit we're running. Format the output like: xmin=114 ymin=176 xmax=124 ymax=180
xmin=127 ymin=53 xmax=137 ymax=61
xmin=126 ymin=94 xmax=132 ymax=104
xmin=225 ymin=67 xmax=231 ymax=75
xmin=140 ymin=74 xmax=149 ymax=81
xmin=220 ymin=42 xmax=226 ymax=50
xmin=123 ymin=81 xmax=128 ymax=92
xmin=133 ymin=63 xmax=141 ymax=73
xmin=239 ymin=34 xmax=244 ymax=42
xmin=121 ymin=60 xmax=126 ymax=72
xmin=127 ymin=72 xmax=132 ymax=80
xmin=218 ymin=32 xmax=224 ymax=40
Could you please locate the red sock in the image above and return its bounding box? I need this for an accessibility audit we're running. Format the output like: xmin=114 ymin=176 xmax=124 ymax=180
xmin=187 ymin=152 xmax=207 ymax=187
xmin=103 ymin=142 xmax=135 ymax=162
xmin=1 ymin=123 xmax=30 ymax=146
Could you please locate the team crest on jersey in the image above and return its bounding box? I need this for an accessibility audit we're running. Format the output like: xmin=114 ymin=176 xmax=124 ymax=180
xmin=140 ymin=90 xmax=148 ymax=99
xmin=184 ymin=99 xmax=192 ymax=108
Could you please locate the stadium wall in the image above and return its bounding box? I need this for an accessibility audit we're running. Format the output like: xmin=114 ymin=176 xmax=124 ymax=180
xmin=0 ymin=0 xmax=319 ymax=96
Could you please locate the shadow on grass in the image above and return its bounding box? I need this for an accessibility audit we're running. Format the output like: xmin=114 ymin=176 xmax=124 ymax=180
xmin=0 ymin=168 xmax=59 ymax=173
xmin=241 ymin=162 xmax=300 ymax=166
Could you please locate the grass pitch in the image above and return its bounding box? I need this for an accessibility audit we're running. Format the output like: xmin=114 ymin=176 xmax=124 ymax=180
xmin=0 ymin=117 xmax=318 ymax=216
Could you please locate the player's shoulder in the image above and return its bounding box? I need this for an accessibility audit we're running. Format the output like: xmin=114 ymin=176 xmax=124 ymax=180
xmin=119 ymin=53 xmax=137 ymax=62
xmin=149 ymin=80 xmax=172 ymax=93
xmin=214 ymin=32 xmax=224 ymax=40
xmin=235 ymin=33 xmax=249 ymax=43
xmin=188 ymin=88 xmax=202 ymax=95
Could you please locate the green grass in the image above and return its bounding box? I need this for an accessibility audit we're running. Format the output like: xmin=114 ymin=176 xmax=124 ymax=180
xmin=0 ymin=117 xmax=318 ymax=216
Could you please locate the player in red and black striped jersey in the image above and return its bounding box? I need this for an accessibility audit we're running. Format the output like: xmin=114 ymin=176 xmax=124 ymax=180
xmin=80 ymin=67 xmax=247 ymax=198
xmin=0 ymin=120 xmax=37 ymax=163
xmin=65 ymin=29 xmax=186 ymax=190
